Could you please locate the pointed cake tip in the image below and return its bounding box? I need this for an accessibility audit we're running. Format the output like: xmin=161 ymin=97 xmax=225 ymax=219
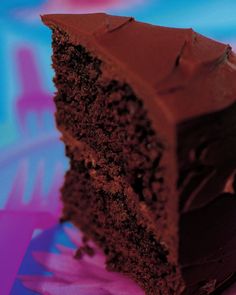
xmin=41 ymin=13 xmax=134 ymax=36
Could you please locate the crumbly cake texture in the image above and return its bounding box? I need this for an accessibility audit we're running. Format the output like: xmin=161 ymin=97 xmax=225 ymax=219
xmin=42 ymin=13 xmax=236 ymax=295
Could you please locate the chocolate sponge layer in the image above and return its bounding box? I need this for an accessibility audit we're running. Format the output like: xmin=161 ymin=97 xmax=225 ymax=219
xmin=52 ymin=28 xmax=182 ymax=294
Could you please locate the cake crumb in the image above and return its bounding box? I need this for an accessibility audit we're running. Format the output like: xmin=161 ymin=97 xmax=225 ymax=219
xmin=74 ymin=243 xmax=95 ymax=259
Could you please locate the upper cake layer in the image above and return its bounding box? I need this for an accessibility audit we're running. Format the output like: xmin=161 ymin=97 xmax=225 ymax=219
xmin=42 ymin=13 xmax=236 ymax=123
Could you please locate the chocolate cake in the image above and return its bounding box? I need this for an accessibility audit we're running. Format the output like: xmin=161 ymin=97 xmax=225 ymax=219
xmin=42 ymin=13 xmax=236 ymax=294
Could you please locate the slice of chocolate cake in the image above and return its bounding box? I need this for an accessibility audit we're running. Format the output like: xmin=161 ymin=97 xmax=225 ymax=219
xmin=42 ymin=13 xmax=236 ymax=295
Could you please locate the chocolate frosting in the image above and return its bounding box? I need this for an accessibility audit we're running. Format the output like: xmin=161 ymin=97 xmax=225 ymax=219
xmin=180 ymin=193 xmax=236 ymax=293
xmin=42 ymin=13 xmax=236 ymax=124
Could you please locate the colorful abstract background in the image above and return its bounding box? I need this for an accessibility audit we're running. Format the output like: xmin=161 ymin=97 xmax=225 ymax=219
xmin=0 ymin=1 xmax=236 ymax=294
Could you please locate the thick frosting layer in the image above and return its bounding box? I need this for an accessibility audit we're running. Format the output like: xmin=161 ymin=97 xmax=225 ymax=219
xmin=180 ymin=193 xmax=236 ymax=294
xmin=177 ymin=101 xmax=236 ymax=212
xmin=42 ymin=13 xmax=236 ymax=123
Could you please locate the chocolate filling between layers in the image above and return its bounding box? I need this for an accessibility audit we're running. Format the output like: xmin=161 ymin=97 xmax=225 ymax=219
xmin=52 ymin=28 xmax=184 ymax=294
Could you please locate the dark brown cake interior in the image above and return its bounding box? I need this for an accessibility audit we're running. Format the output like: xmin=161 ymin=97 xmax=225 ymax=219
xmin=52 ymin=28 xmax=183 ymax=294
xmin=53 ymin=29 xmax=165 ymax=207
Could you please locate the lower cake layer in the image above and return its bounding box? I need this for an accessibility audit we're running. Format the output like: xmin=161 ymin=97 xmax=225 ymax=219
xmin=61 ymin=162 xmax=183 ymax=295
xmin=62 ymin=162 xmax=236 ymax=295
